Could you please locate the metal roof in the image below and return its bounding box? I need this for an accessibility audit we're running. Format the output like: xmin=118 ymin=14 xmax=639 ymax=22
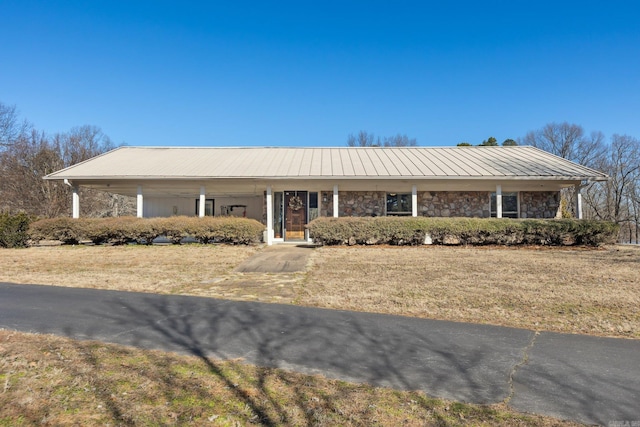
xmin=45 ymin=146 xmax=608 ymax=181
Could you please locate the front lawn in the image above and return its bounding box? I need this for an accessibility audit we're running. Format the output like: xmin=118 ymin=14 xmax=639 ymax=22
xmin=300 ymin=245 xmax=640 ymax=338
xmin=1 ymin=244 xmax=638 ymax=338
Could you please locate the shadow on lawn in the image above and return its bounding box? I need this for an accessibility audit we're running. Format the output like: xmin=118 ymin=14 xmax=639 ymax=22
xmin=56 ymin=292 xmax=531 ymax=424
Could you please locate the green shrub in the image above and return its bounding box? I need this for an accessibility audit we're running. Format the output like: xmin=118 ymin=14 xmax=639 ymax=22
xmin=307 ymin=217 xmax=619 ymax=247
xmin=28 ymin=216 xmax=265 ymax=245
xmin=0 ymin=213 xmax=33 ymax=248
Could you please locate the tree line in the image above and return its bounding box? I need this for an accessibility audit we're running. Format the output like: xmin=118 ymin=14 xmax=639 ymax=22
xmin=346 ymin=131 xmax=418 ymax=147
xmin=0 ymin=102 xmax=135 ymax=218
xmin=457 ymin=137 xmax=518 ymax=146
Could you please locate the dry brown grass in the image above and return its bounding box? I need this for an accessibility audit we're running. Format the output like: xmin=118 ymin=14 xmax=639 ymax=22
xmin=1 ymin=244 xmax=638 ymax=338
xmin=0 ymin=330 xmax=580 ymax=426
xmin=0 ymin=245 xmax=259 ymax=294
xmin=301 ymin=245 xmax=640 ymax=339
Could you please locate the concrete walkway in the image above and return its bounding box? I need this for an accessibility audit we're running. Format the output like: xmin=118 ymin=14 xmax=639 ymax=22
xmin=234 ymin=244 xmax=315 ymax=273
xmin=1 ymin=282 xmax=638 ymax=425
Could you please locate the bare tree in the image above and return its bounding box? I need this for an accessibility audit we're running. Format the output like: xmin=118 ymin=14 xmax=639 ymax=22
xmin=0 ymin=102 xmax=31 ymax=148
xmin=520 ymin=122 xmax=607 ymax=168
xmin=347 ymin=131 xmax=417 ymax=147
xmin=383 ymin=134 xmax=417 ymax=147
xmin=583 ymin=134 xmax=640 ymax=226
xmin=347 ymin=131 xmax=380 ymax=147
xmin=59 ymin=125 xmax=115 ymax=165
xmin=0 ymin=115 xmax=133 ymax=217
xmin=630 ymin=181 xmax=640 ymax=243
xmin=0 ymin=130 xmax=68 ymax=217
xmin=521 ymin=122 xmax=609 ymax=218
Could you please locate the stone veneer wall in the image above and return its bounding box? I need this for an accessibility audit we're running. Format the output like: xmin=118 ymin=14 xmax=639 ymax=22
xmin=520 ymin=191 xmax=561 ymax=218
xmin=340 ymin=191 xmax=385 ymax=217
xmin=271 ymin=189 xmax=562 ymax=220
xmin=320 ymin=191 xmax=385 ymax=217
xmin=418 ymin=191 xmax=490 ymax=217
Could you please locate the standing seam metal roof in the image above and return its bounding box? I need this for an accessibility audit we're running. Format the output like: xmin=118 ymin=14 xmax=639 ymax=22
xmin=44 ymin=146 xmax=609 ymax=181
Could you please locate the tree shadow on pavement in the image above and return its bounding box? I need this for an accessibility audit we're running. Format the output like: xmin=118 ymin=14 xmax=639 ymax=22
xmin=58 ymin=292 xmax=533 ymax=424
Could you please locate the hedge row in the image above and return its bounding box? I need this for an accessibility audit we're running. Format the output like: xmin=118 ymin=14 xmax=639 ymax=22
xmin=307 ymin=217 xmax=619 ymax=247
xmin=28 ymin=216 xmax=265 ymax=245
xmin=0 ymin=213 xmax=32 ymax=248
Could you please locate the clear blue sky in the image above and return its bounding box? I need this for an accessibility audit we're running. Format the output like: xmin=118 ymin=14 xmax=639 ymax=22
xmin=1 ymin=1 xmax=639 ymax=147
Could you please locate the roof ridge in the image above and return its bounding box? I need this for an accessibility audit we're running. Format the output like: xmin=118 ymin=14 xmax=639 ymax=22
xmin=116 ymin=145 xmax=536 ymax=150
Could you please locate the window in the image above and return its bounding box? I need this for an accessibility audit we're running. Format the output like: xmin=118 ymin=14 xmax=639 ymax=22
xmin=308 ymin=192 xmax=319 ymax=222
xmin=195 ymin=199 xmax=215 ymax=216
xmin=491 ymin=192 xmax=518 ymax=218
xmin=386 ymin=193 xmax=412 ymax=215
xmin=273 ymin=192 xmax=283 ymax=238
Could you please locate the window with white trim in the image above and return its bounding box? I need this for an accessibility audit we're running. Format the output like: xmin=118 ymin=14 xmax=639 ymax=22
xmin=491 ymin=192 xmax=518 ymax=218
xmin=386 ymin=193 xmax=412 ymax=215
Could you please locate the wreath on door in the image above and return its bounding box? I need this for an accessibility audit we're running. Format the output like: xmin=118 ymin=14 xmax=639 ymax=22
xmin=288 ymin=195 xmax=304 ymax=211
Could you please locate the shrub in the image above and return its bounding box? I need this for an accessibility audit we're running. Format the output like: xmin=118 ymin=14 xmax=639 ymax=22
xmin=83 ymin=217 xmax=146 ymax=245
xmin=28 ymin=216 xmax=265 ymax=245
xmin=182 ymin=216 xmax=265 ymax=244
xmin=28 ymin=217 xmax=86 ymax=244
xmin=307 ymin=217 xmax=619 ymax=247
xmin=0 ymin=213 xmax=33 ymax=248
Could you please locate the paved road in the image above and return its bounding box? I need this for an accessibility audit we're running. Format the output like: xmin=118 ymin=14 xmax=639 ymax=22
xmin=1 ymin=282 xmax=638 ymax=425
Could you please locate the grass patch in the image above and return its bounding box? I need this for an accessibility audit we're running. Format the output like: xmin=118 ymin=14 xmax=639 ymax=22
xmin=300 ymin=245 xmax=640 ymax=338
xmin=0 ymin=244 xmax=638 ymax=338
xmin=0 ymin=245 xmax=259 ymax=294
xmin=0 ymin=330 xmax=580 ymax=426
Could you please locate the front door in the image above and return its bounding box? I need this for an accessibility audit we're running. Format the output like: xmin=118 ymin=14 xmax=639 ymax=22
xmin=284 ymin=191 xmax=307 ymax=241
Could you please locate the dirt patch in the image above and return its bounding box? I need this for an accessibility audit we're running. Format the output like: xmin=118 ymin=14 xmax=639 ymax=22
xmin=191 ymin=272 xmax=305 ymax=304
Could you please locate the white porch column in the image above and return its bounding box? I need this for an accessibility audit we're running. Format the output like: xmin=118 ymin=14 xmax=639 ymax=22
xmin=333 ymin=185 xmax=339 ymax=218
xmin=72 ymin=186 xmax=80 ymax=219
xmin=198 ymin=186 xmax=206 ymax=218
xmin=575 ymin=185 xmax=583 ymax=219
xmin=136 ymin=185 xmax=144 ymax=218
xmin=411 ymin=185 xmax=418 ymax=217
xmin=266 ymin=185 xmax=273 ymax=245
xmin=65 ymin=179 xmax=80 ymax=219
xmin=496 ymin=184 xmax=503 ymax=218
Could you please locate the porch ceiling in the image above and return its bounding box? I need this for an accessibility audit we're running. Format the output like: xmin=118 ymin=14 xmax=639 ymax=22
xmin=68 ymin=177 xmax=581 ymax=198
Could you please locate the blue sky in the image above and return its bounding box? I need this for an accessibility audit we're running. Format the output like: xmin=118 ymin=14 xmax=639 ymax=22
xmin=1 ymin=1 xmax=639 ymax=147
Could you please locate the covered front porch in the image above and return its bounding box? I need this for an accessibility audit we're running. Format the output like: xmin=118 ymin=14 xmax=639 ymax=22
xmin=63 ymin=177 xmax=583 ymax=245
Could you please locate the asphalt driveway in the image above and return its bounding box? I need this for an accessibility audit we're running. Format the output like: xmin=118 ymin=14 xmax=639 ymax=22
xmin=1 ymin=282 xmax=638 ymax=425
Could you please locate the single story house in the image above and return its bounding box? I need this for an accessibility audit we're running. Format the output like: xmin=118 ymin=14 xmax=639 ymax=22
xmin=44 ymin=146 xmax=608 ymax=244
